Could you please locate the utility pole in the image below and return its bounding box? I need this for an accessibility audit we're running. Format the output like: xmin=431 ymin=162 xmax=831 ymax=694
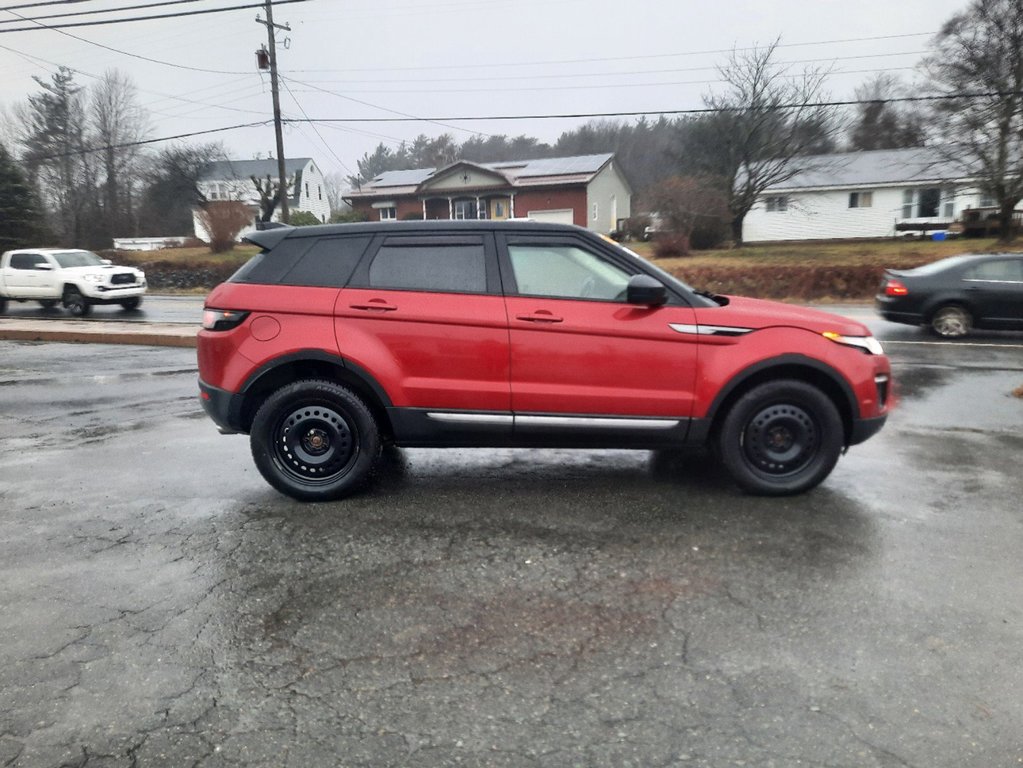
xmin=257 ymin=0 xmax=290 ymax=223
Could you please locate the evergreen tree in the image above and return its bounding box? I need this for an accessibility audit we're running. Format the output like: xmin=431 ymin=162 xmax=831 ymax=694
xmin=0 ymin=143 xmax=46 ymax=250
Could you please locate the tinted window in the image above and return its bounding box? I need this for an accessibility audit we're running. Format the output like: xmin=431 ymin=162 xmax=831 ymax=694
xmin=368 ymin=244 xmax=486 ymax=293
xmin=230 ymin=239 xmax=311 ymax=285
xmin=508 ymin=244 xmax=631 ymax=301
xmin=280 ymin=236 xmax=370 ymax=287
xmin=965 ymin=259 xmax=1023 ymax=282
xmin=9 ymin=253 xmax=45 ymax=270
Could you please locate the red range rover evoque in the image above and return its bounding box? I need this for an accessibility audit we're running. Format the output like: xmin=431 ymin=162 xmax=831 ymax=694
xmin=198 ymin=221 xmax=891 ymax=501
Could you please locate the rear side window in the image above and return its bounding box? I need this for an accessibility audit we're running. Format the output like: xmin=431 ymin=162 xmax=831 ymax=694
xmin=965 ymin=259 xmax=1023 ymax=282
xmin=280 ymin=236 xmax=371 ymax=287
xmin=230 ymin=239 xmax=310 ymax=285
xmin=367 ymin=243 xmax=487 ymax=294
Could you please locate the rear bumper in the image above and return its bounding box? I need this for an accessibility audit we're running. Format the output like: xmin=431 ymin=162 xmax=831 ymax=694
xmin=198 ymin=379 xmax=246 ymax=434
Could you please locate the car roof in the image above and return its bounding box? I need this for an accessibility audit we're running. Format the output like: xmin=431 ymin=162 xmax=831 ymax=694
xmin=243 ymin=220 xmax=594 ymax=251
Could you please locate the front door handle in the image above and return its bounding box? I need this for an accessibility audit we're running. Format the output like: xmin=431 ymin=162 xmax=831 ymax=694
xmin=516 ymin=310 xmax=563 ymax=323
xmin=350 ymin=300 xmax=398 ymax=312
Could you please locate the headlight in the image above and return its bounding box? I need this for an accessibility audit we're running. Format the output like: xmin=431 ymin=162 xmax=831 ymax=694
xmin=83 ymin=274 xmax=103 ymax=283
xmin=822 ymin=332 xmax=885 ymax=355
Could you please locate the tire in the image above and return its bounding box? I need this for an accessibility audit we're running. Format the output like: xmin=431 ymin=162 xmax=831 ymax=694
xmin=63 ymin=288 xmax=91 ymax=317
xmin=38 ymin=299 xmax=59 ymax=309
xmin=0 ymin=297 xmax=7 ymax=314
xmin=716 ymin=380 xmax=844 ymax=496
xmin=120 ymin=297 xmax=141 ymax=311
xmin=929 ymin=304 xmax=971 ymax=338
xmin=250 ymin=380 xmax=380 ymax=502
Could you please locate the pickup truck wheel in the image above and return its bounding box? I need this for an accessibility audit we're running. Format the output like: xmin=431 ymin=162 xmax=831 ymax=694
xmin=250 ymin=380 xmax=380 ymax=502
xmin=39 ymin=299 xmax=59 ymax=309
xmin=63 ymin=288 xmax=91 ymax=317
xmin=0 ymin=297 xmax=7 ymax=314
xmin=717 ymin=380 xmax=843 ymax=496
xmin=120 ymin=298 xmax=141 ymax=311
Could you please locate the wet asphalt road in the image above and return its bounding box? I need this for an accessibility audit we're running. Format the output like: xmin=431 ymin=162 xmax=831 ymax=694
xmin=1 ymin=333 xmax=1022 ymax=767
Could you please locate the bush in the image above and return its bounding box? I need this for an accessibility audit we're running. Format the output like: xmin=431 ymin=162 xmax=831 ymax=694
xmin=330 ymin=210 xmax=369 ymax=224
xmin=288 ymin=210 xmax=322 ymax=226
xmin=195 ymin=201 xmax=254 ymax=253
xmin=653 ymin=232 xmax=691 ymax=258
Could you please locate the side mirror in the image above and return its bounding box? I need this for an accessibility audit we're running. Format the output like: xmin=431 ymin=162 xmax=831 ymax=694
xmin=626 ymin=274 xmax=667 ymax=307
xmin=101 ymin=259 xmax=112 ymax=265
xmin=35 ymin=263 xmax=54 ymax=271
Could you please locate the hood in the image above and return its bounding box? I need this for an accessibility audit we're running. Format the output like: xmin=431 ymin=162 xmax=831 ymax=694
xmin=697 ymin=296 xmax=870 ymax=336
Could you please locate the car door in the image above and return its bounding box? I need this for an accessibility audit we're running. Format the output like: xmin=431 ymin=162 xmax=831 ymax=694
xmin=499 ymin=233 xmax=700 ymax=426
xmin=963 ymin=257 xmax=1023 ymax=328
xmin=5 ymin=252 xmax=50 ymax=297
xmin=335 ymin=233 xmax=512 ymax=419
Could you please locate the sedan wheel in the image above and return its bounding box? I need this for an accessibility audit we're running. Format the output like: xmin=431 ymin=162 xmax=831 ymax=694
xmin=930 ymin=305 xmax=971 ymax=338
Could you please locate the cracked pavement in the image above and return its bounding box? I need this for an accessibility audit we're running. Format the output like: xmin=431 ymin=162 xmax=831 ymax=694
xmin=1 ymin=339 xmax=1022 ymax=767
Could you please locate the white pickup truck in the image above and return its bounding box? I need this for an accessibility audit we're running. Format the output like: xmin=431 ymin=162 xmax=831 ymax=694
xmin=0 ymin=248 xmax=147 ymax=317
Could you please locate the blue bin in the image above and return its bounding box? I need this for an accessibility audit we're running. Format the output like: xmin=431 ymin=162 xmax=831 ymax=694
xmin=932 ymin=231 xmax=947 ymax=241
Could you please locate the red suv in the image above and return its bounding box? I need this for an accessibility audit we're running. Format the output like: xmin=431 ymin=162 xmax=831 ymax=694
xmin=198 ymin=221 xmax=891 ymax=501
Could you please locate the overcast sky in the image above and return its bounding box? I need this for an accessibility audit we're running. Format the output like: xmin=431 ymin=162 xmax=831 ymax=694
xmin=0 ymin=0 xmax=971 ymax=179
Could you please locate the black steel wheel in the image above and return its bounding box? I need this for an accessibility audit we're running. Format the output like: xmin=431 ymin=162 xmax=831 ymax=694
xmin=929 ymin=304 xmax=972 ymax=338
xmin=250 ymin=380 xmax=380 ymax=501
xmin=63 ymin=288 xmax=91 ymax=317
xmin=717 ymin=380 xmax=843 ymax=496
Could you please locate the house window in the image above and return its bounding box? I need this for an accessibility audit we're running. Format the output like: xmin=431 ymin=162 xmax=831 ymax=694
xmin=849 ymin=191 xmax=873 ymax=208
xmin=318 ymin=185 xmax=322 ymax=201
xmin=918 ymin=188 xmax=940 ymax=218
xmin=765 ymin=196 xmax=788 ymax=212
xmin=980 ymin=192 xmax=996 ymax=208
xmin=304 ymin=183 xmax=309 ymax=198
xmin=453 ymin=199 xmax=476 ymax=220
xmin=495 ymin=201 xmax=505 ymax=218
xmin=592 ymin=202 xmax=599 ymax=221
xmin=902 ymin=189 xmax=914 ymax=218
xmin=379 ymin=207 xmax=396 ymax=221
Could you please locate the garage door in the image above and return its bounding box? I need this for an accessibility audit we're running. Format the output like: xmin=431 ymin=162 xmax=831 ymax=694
xmin=526 ymin=209 xmax=574 ymax=225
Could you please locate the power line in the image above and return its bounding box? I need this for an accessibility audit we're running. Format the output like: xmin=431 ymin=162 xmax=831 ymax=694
xmin=281 ymin=77 xmax=355 ymax=176
xmin=0 ymin=1 xmax=94 ymax=11
xmin=0 ymin=0 xmax=215 ymax=25
xmin=0 ymin=0 xmax=307 ymax=32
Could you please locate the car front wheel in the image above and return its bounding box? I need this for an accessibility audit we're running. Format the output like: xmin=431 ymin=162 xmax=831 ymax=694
xmin=63 ymin=288 xmax=91 ymax=317
xmin=120 ymin=298 xmax=141 ymax=311
xmin=929 ymin=304 xmax=971 ymax=338
xmin=717 ymin=380 xmax=843 ymax=496
xmin=250 ymin=380 xmax=380 ymax=502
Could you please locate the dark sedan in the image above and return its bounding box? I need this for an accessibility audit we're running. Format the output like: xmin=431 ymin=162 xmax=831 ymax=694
xmin=876 ymin=253 xmax=1023 ymax=337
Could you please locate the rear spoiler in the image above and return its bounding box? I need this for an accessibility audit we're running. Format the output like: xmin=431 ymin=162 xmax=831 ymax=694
xmin=243 ymin=223 xmax=295 ymax=251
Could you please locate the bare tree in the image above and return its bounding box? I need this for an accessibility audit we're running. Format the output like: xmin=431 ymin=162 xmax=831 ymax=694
xmin=91 ymin=70 xmax=150 ymax=239
xmin=196 ymin=201 xmax=254 ymax=253
xmin=680 ymin=40 xmax=837 ymax=245
xmin=848 ymin=73 xmax=925 ymax=151
xmin=251 ymin=173 xmax=293 ymax=222
xmin=644 ymin=176 xmax=728 ymax=253
xmin=322 ymin=171 xmax=349 ymax=217
xmin=925 ymin=0 xmax=1023 ymax=243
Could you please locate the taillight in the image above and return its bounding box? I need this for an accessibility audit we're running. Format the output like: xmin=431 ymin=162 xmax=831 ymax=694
xmin=202 ymin=308 xmax=249 ymax=331
xmin=884 ymin=279 xmax=908 ymax=297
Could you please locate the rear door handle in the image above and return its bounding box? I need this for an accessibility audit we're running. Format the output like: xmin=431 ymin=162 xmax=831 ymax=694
xmin=516 ymin=311 xmax=563 ymax=323
xmin=350 ymin=300 xmax=398 ymax=312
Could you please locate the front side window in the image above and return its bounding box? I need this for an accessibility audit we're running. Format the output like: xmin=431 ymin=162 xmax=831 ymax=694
xmin=368 ymin=243 xmax=486 ymax=294
xmin=507 ymin=244 xmax=631 ymax=301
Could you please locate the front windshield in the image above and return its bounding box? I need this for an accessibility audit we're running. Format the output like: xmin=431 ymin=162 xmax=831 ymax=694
xmin=53 ymin=250 xmax=103 ymax=268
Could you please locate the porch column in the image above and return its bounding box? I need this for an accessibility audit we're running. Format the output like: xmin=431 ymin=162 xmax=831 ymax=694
xmin=476 ymin=196 xmax=482 ymax=220
xmin=421 ymin=199 xmax=427 ymax=219
xmin=510 ymin=193 xmax=516 ymax=218
xmin=448 ymin=197 xmax=453 ymax=220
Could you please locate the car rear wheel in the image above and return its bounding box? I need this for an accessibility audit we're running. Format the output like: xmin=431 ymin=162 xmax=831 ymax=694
xmin=717 ymin=380 xmax=844 ymax=496
xmin=250 ymin=380 xmax=380 ymax=502
xmin=63 ymin=288 xmax=91 ymax=317
xmin=929 ymin=304 xmax=972 ymax=338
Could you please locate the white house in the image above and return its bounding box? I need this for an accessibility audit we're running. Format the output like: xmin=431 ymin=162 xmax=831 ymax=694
xmin=193 ymin=157 xmax=331 ymax=241
xmin=742 ymin=147 xmax=1010 ymax=243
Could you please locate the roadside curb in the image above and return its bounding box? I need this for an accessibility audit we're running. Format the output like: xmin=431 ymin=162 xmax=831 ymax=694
xmin=0 ymin=319 xmax=198 ymax=348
